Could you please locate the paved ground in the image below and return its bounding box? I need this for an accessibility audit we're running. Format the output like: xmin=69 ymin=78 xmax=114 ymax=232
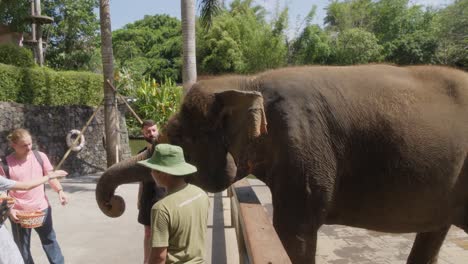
xmin=3 ymin=177 xmax=467 ymax=264
xmin=4 ymin=176 xmax=238 ymax=264
xmin=5 ymin=178 xmax=143 ymax=264
xmin=249 ymin=179 xmax=468 ymax=264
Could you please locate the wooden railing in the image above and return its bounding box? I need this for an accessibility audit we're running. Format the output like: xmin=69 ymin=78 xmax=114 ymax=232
xmin=229 ymin=179 xmax=292 ymax=264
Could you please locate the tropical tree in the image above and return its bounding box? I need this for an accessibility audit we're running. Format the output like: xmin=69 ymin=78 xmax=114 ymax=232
xmin=435 ymin=0 xmax=468 ymax=69
xmin=323 ymin=0 xmax=440 ymax=65
xmin=332 ymin=28 xmax=383 ymax=65
xmin=181 ymin=0 xmax=197 ymax=92
xmin=197 ymin=16 xmax=245 ymax=73
xmin=180 ymin=0 xmax=222 ymax=92
xmin=43 ymin=0 xmax=101 ymax=71
xmin=99 ymin=0 xmax=118 ymax=166
xmin=112 ymin=15 xmax=182 ymax=83
xmin=291 ymin=25 xmax=332 ymax=65
xmin=324 ymin=0 xmax=373 ymax=32
xmin=0 ymin=0 xmax=30 ymax=32
xmin=197 ymin=0 xmax=287 ymax=74
xmin=1 ymin=0 xmax=101 ymax=70
xmin=385 ymin=30 xmax=438 ymax=64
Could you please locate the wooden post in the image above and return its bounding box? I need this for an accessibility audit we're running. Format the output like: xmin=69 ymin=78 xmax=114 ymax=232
xmin=35 ymin=0 xmax=44 ymax=66
xmin=99 ymin=0 xmax=118 ymax=167
xmin=107 ymin=79 xmax=143 ymax=125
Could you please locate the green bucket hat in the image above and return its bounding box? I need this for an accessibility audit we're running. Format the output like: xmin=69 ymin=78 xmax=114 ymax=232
xmin=137 ymin=144 xmax=197 ymax=176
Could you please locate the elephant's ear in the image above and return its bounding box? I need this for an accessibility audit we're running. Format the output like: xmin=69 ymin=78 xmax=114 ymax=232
xmin=214 ymin=90 xmax=267 ymax=140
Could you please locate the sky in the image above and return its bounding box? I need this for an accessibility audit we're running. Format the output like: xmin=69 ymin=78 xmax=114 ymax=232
xmin=108 ymin=0 xmax=453 ymax=39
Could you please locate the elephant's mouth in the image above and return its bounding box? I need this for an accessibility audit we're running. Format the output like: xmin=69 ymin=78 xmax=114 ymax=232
xmin=188 ymin=151 xmax=238 ymax=192
xmin=234 ymin=152 xmax=251 ymax=181
xmin=226 ymin=151 xmax=239 ymax=183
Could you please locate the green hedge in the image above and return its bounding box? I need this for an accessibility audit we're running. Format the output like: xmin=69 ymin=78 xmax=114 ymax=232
xmin=0 ymin=63 xmax=103 ymax=106
xmin=0 ymin=44 xmax=35 ymax=68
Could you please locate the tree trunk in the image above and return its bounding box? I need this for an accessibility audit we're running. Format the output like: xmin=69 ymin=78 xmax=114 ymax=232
xmin=99 ymin=0 xmax=119 ymax=167
xmin=181 ymin=0 xmax=197 ymax=93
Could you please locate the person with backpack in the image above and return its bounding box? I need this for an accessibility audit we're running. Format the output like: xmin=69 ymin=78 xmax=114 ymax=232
xmin=4 ymin=128 xmax=68 ymax=264
xmin=1 ymin=169 xmax=67 ymax=264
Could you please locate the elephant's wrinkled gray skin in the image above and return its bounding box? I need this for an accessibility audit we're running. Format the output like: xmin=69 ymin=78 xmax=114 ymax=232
xmin=96 ymin=65 xmax=468 ymax=263
xmin=96 ymin=149 xmax=153 ymax=217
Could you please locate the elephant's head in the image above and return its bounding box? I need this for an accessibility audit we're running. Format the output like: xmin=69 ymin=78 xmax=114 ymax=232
xmin=95 ymin=76 xmax=267 ymax=217
xmin=165 ymin=77 xmax=267 ymax=192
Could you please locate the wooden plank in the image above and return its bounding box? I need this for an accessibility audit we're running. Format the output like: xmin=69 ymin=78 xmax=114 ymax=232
xmin=232 ymin=179 xmax=292 ymax=264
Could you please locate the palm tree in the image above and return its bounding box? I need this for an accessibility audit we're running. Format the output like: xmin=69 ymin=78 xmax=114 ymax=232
xmin=181 ymin=0 xmax=222 ymax=92
xmin=181 ymin=0 xmax=196 ymax=92
xmin=199 ymin=0 xmax=222 ymax=29
xmin=99 ymin=0 xmax=119 ymax=166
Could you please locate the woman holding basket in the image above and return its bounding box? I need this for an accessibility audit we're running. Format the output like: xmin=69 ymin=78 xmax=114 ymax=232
xmin=1 ymin=165 xmax=67 ymax=264
xmin=4 ymin=128 xmax=68 ymax=264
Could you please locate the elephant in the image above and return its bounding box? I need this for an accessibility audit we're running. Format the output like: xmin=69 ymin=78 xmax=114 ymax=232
xmin=96 ymin=64 xmax=468 ymax=263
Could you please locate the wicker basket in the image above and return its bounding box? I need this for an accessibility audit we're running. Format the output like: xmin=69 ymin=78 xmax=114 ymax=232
xmin=16 ymin=211 xmax=46 ymax=228
xmin=0 ymin=196 xmax=15 ymax=206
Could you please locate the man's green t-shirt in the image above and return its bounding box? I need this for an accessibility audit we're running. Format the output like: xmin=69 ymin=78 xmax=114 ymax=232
xmin=151 ymin=183 xmax=209 ymax=264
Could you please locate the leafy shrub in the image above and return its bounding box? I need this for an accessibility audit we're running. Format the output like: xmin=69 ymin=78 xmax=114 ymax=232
xmin=122 ymin=77 xmax=183 ymax=137
xmin=0 ymin=44 xmax=35 ymax=67
xmin=332 ymin=28 xmax=384 ymax=65
xmin=0 ymin=63 xmax=102 ymax=106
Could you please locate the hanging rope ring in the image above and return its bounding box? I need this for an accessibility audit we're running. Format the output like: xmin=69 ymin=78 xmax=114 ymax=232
xmin=66 ymin=129 xmax=85 ymax=152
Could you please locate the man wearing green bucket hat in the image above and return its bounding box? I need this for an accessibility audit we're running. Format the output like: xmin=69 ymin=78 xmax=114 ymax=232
xmin=138 ymin=144 xmax=209 ymax=264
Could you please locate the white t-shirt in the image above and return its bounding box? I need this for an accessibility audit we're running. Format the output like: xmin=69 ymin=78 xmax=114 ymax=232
xmin=0 ymin=225 xmax=24 ymax=264
xmin=0 ymin=177 xmax=24 ymax=264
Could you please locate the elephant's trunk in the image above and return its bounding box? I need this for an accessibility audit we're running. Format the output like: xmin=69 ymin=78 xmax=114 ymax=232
xmin=95 ymin=149 xmax=153 ymax=217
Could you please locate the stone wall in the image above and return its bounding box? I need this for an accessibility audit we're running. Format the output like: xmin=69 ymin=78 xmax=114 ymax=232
xmin=0 ymin=102 xmax=131 ymax=177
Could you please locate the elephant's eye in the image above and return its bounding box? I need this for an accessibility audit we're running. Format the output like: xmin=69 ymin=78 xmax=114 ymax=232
xmin=221 ymin=133 xmax=230 ymax=150
xmin=187 ymin=136 xmax=196 ymax=144
xmin=181 ymin=135 xmax=196 ymax=145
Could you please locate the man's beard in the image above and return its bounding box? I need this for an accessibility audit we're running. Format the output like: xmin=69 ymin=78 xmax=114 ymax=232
xmin=144 ymin=136 xmax=158 ymax=144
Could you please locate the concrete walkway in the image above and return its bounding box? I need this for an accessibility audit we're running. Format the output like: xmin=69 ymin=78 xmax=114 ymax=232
xmin=249 ymin=178 xmax=468 ymax=264
xmin=5 ymin=179 xmax=143 ymax=264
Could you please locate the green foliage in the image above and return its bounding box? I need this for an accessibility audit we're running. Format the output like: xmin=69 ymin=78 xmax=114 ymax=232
xmin=0 ymin=0 xmax=100 ymax=70
xmin=198 ymin=15 xmax=245 ymax=73
xmin=435 ymin=0 xmax=468 ymax=69
xmin=371 ymin=0 xmax=439 ymax=62
xmin=371 ymin=0 xmax=413 ymax=43
xmin=332 ymin=28 xmax=384 ymax=65
xmin=112 ymin=15 xmax=182 ymax=83
xmin=0 ymin=0 xmax=30 ymax=32
xmin=320 ymin=0 xmax=444 ymax=66
xmin=0 ymin=44 xmax=35 ymax=67
xmin=0 ymin=63 xmax=102 ymax=106
xmin=197 ymin=0 xmax=287 ymax=74
xmin=124 ymin=77 xmax=183 ymax=137
xmin=199 ymin=0 xmax=223 ymax=30
xmin=43 ymin=0 xmax=101 ymax=71
xmin=291 ymin=25 xmax=332 ymax=65
xmin=386 ymin=30 xmax=438 ymax=64
xmin=325 ymin=0 xmax=374 ymax=32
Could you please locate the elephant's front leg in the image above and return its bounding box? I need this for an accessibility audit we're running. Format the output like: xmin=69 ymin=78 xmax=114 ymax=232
xmin=406 ymin=226 xmax=450 ymax=264
xmin=272 ymin=195 xmax=324 ymax=263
